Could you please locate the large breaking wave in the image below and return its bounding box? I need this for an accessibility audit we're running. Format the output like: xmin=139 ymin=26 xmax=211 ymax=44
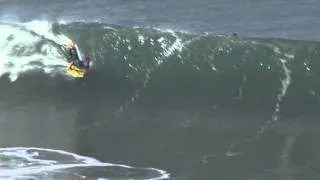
xmin=1 ymin=20 xmax=320 ymax=179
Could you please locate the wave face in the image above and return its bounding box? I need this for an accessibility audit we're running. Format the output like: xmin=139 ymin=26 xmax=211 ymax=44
xmin=1 ymin=20 xmax=320 ymax=180
xmin=56 ymin=22 xmax=320 ymax=118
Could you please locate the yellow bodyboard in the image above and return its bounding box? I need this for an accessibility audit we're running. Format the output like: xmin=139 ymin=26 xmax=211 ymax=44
xmin=67 ymin=63 xmax=86 ymax=78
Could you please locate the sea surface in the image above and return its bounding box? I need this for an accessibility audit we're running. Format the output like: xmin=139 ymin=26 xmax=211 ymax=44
xmin=1 ymin=0 xmax=320 ymax=179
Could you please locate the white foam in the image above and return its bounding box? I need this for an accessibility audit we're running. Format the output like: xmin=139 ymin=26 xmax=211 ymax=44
xmin=0 ymin=147 xmax=170 ymax=180
xmin=272 ymin=58 xmax=291 ymax=121
xmin=138 ymin=34 xmax=146 ymax=45
xmin=0 ymin=20 xmax=70 ymax=81
xmin=22 ymin=20 xmax=67 ymax=45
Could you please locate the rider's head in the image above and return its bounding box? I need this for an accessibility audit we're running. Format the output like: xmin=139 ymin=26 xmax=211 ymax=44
xmin=64 ymin=39 xmax=74 ymax=49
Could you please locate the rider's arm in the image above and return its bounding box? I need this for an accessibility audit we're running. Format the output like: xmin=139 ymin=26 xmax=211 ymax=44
xmin=67 ymin=49 xmax=72 ymax=60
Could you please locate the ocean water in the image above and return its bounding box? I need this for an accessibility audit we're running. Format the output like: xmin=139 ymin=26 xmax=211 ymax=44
xmin=1 ymin=0 xmax=320 ymax=179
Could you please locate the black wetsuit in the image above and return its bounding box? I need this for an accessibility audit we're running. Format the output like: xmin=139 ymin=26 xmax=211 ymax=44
xmin=67 ymin=47 xmax=89 ymax=70
xmin=67 ymin=47 xmax=80 ymax=62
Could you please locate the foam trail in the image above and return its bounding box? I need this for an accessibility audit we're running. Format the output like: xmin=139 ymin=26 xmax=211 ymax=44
xmin=223 ymin=47 xmax=293 ymax=157
xmin=115 ymin=31 xmax=185 ymax=117
xmin=255 ymin=50 xmax=292 ymax=138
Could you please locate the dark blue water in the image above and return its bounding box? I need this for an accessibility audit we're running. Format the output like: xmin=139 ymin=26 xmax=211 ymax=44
xmin=1 ymin=0 xmax=320 ymax=39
